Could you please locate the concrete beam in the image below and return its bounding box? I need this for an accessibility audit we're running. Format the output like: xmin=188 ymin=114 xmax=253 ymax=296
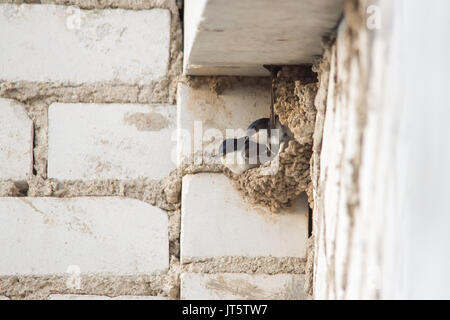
xmin=184 ymin=0 xmax=344 ymax=76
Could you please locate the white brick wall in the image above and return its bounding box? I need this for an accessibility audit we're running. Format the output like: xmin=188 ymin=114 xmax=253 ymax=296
xmin=0 ymin=197 xmax=168 ymax=275
xmin=181 ymin=174 xmax=308 ymax=261
xmin=181 ymin=273 xmax=306 ymax=300
xmin=0 ymin=2 xmax=309 ymax=300
xmin=0 ymin=4 xmax=170 ymax=84
xmin=0 ymin=98 xmax=33 ymax=181
xmin=48 ymin=103 xmax=177 ymax=180
xmin=183 ymin=0 xmax=344 ymax=76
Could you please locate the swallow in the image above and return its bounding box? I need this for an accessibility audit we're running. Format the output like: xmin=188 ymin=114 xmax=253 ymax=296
xmin=246 ymin=115 xmax=293 ymax=153
xmin=218 ymin=136 xmax=273 ymax=174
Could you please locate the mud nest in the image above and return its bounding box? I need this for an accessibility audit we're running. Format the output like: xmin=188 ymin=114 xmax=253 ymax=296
xmin=225 ymin=66 xmax=318 ymax=212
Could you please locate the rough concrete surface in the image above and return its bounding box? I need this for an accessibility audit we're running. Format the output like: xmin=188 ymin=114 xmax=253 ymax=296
xmin=312 ymin=0 xmax=450 ymax=299
xmin=312 ymin=0 xmax=374 ymax=299
xmin=181 ymin=256 xmax=305 ymax=275
xmin=304 ymin=35 xmax=334 ymax=301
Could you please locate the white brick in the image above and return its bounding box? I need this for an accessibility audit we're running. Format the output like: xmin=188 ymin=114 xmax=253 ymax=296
xmin=0 ymin=98 xmax=33 ymax=181
xmin=48 ymin=295 xmax=167 ymax=300
xmin=0 ymin=4 xmax=170 ymax=84
xmin=0 ymin=197 xmax=168 ymax=275
xmin=181 ymin=273 xmax=306 ymax=300
xmin=177 ymin=81 xmax=270 ymax=165
xmin=48 ymin=103 xmax=177 ymax=180
xmin=181 ymin=174 xmax=308 ymax=260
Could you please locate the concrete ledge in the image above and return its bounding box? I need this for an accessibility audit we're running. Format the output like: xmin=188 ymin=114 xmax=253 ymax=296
xmin=184 ymin=0 xmax=344 ymax=75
